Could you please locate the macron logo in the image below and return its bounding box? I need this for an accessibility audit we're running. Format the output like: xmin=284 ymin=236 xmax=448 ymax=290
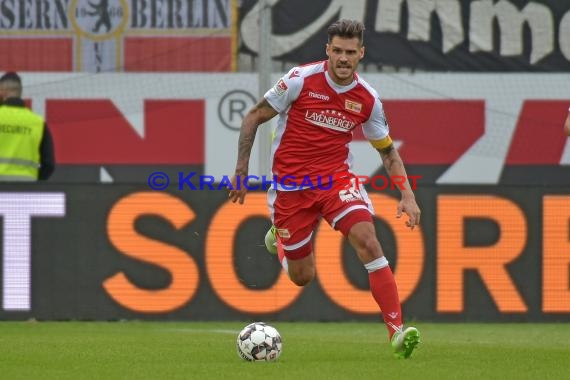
xmin=308 ymin=91 xmax=330 ymax=101
xmin=289 ymin=70 xmax=300 ymax=78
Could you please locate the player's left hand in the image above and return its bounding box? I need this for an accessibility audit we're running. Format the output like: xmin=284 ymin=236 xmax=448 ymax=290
xmin=396 ymin=196 xmax=421 ymax=230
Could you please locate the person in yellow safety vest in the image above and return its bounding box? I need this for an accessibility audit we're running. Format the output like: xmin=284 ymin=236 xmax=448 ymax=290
xmin=0 ymin=72 xmax=55 ymax=181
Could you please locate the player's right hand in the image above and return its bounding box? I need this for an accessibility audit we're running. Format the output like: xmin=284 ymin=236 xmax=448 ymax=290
xmin=228 ymin=174 xmax=248 ymax=204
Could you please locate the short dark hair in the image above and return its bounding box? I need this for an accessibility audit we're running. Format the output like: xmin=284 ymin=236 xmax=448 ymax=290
xmin=327 ymin=19 xmax=365 ymax=45
xmin=0 ymin=71 xmax=21 ymax=84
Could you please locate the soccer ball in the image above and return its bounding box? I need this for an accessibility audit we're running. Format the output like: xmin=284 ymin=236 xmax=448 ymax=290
xmin=236 ymin=322 xmax=282 ymax=362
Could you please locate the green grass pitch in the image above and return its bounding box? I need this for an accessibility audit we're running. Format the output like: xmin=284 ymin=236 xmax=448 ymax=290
xmin=0 ymin=321 xmax=568 ymax=379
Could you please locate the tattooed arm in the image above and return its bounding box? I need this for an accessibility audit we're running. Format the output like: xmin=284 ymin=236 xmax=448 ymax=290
xmin=228 ymin=99 xmax=278 ymax=204
xmin=378 ymin=144 xmax=421 ymax=229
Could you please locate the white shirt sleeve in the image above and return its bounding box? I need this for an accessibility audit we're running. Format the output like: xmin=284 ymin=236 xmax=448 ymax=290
xmin=362 ymin=97 xmax=390 ymax=140
xmin=264 ymin=67 xmax=303 ymax=113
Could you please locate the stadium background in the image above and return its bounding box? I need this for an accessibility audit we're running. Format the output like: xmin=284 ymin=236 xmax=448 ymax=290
xmin=0 ymin=0 xmax=569 ymax=322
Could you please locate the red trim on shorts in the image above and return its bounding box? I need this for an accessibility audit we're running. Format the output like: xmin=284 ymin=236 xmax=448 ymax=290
xmin=335 ymin=208 xmax=373 ymax=236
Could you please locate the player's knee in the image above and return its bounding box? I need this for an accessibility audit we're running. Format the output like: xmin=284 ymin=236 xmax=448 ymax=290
xmin=283 ymin=241 xmax=314 ymax=286
xmin=289 ymin=268 xmax=315 ymax=287
xmin=356 ymin=234 xmax=381 ymax=253
xmin=291 ymin=276 xmax=312 ymax=287
xmin=352 ymin=233 xmax=383 ymax=263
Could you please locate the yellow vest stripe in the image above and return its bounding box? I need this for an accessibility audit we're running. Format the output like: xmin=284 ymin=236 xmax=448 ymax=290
xmin=0 ymin=157 xmax=40 ymax=167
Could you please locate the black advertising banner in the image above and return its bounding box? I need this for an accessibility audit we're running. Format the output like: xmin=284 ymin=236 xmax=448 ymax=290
xmin=238 ymin=0 xmax=570 ymax=71
xmin=0 ymin=183 xmax=568 ymax=322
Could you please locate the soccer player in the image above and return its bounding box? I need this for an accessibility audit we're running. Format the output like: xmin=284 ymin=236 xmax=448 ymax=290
xmin=228 ymin=19 xmax=420 ymax=359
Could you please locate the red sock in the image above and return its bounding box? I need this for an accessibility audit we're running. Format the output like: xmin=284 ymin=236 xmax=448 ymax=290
xmin=276 ymin=237 xmax=289 ymax=274
xmin=368 ymin=266 xmax=403 ymax=340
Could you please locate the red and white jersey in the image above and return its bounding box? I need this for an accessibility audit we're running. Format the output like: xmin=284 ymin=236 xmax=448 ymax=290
xmin=265 ymin=60 xmax=390 ymax=190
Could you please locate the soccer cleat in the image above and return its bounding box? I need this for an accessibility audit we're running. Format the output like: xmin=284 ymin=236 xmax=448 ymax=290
xmin=391 ymin=326 xmax=420 ymax=359
xmin=264 ymin=225 xmax=278 ymax=255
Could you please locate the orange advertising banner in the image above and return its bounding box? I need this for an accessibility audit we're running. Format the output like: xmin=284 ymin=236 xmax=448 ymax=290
xmin=0 ymin=184 xmax=568 ymax=322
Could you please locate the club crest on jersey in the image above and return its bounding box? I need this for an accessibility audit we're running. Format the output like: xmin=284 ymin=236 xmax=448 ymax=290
xmin=345 ymin=99 xmax=362 ymax=113
xmin=274 ymin=79 xmax=288 ymax=96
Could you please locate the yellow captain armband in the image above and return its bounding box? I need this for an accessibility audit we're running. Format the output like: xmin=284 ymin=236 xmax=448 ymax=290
xmin=369 ymin=135 xmax=393 ymax=150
